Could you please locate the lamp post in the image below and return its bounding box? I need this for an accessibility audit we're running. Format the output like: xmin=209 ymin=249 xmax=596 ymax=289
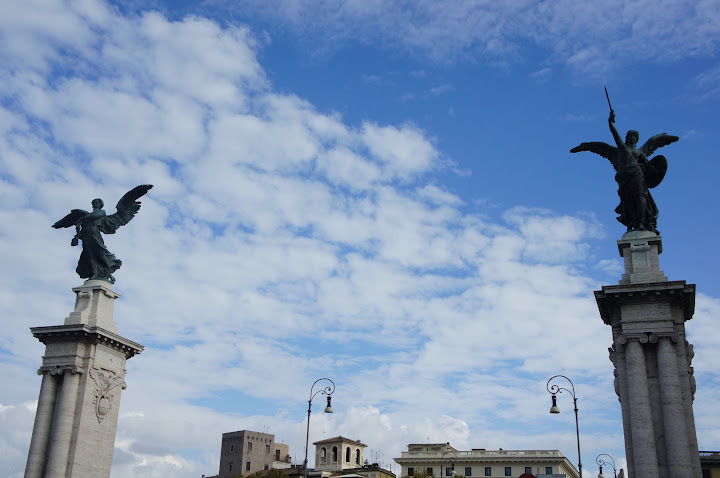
xmin=304 ymin=378 xmax=335 ymax=478
xmin=547 ymin=375 xmax=582 ymax=477
xmin=440 ymin=450 xmax=457 ymax=478
xmin=596 ymin=454 xmax=617 ymax=478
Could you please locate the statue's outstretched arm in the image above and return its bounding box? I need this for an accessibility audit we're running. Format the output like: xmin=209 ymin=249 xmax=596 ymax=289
xmin=608 ymin=112 xmax=623 ymax=148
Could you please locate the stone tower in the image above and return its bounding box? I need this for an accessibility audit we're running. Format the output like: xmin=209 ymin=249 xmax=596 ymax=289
xmin=313 ymin=436 xmax=367 ymax=473
xmin=218 ymin=430 xmax=291 ymax=478
xmin=595 ymin=231 xmax=701 ymax=478
xmin=24 ymin=280 xmax=143 ymax=478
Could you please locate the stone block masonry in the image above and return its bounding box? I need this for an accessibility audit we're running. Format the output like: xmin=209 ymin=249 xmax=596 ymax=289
xmin=24 ymin=280 xmax=143 ymax=478
xmin=595 ymin=231 xmax=701 ymax=478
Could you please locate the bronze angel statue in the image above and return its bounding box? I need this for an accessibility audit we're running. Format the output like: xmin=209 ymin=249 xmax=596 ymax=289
xmin=52 ymin=185 xmax=153 ymax=283
xmin=571 ymin=106 xmax=678 ymax=234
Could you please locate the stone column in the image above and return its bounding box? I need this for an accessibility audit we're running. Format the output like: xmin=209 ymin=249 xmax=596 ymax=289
xmin=677 ymin=339 xmax=702 ymax=478
xmin=24 ymin=280 xmax=143 ymax=478
xmin=44 ymin=370 xmax=81 ymax=478
xmin=656 ymin=337 xmax=692 ymax=477
xmin=610 ymin=340 xmax=635 ymax=476
xmin=24 ymin=372 xmax=59 ymax=478
xmin=595 ymin=231 xmax=701 ymax=478
xmin=623 ymin=339 xmax=659 ymax=478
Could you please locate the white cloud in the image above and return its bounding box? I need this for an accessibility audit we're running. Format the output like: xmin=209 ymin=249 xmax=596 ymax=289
xmin=362 ymin=123 xmax=440 ymax=179
xmin=214 ymin=0 xmax=720 ymax=73
xmin=1 ymin=2 xmax=718 ymax=478
xmin=317 ymin=147 xmax=382 ymax=191
xmin=689 ymin=65 xmax=720 ymax=100
xmin=531 ymin=67 xmax=552 ymax=81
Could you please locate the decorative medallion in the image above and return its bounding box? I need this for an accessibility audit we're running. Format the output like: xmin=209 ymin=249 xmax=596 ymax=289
xmin=89 ymin=367 xmax=127 ymax=422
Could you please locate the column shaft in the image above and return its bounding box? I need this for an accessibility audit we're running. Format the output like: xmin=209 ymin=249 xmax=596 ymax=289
xmin=614 ymin=342 xmax=635 ymax=478
xmin=678 ymin=339 xmax=703 ymax=478
xmin=44 ymin=371 xmax=80 ymax=478
xmin=24 ymin=373 xmax=59 ymax=478
xmin=657 ymin=338 xmax=692 ymax=477
xmin=625 ymin=340 xmax=659 ymax=478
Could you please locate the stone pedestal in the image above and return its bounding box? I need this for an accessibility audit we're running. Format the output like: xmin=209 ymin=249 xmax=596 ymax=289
xmin=24 ymin=280 xmax=143 ymax=478
xmin=595 ymin=231 xmax=701 ymax=478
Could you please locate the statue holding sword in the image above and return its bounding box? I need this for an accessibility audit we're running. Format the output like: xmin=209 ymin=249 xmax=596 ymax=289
xmin=570 ymin=88 xmax=678 ymax=234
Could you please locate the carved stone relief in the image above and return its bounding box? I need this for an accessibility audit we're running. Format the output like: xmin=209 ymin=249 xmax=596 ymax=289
xmin=89 ymin=367 xmax=127 ymax=422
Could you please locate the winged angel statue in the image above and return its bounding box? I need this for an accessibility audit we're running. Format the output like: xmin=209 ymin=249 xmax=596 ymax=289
xmin=52 ymin=185 xmax=153 ymax=283
xmin=571 ymin=110 xmax=677 ymax=234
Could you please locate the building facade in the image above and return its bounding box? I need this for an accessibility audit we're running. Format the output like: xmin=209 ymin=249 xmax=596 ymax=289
xmin=701 ymin=451 xmax=720 ymax=478
xmin=337 ymin=463 xmax=397 ymax=478
xmin=393 ymin=443 xmax=578 ymax=478
xmin=314 ymin=436 xmax=368 ymax=473
xmin=218 ymin=430 xmax=292 ymax=478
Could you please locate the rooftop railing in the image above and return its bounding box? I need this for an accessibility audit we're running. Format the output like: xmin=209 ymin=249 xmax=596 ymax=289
xmin=398 ymin=450 xmax=563 ymax=459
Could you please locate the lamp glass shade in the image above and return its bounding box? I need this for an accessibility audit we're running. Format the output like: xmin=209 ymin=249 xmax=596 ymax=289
xmin=550 ymin=394 xmax=560 ymax=414
xmin=324 ymin=396 xmax=333 ymax=413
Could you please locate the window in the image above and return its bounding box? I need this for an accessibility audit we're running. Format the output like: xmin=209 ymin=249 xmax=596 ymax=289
xmin=446 ymin=467 xmax=452 ymax=476
xmin=333 ymin=446 xmax=339 ymax=462
xmin=546 ymin=467 xmax=553 ymax=475
xmin=246 ymin=462 xmax=251 ymax=471
xmin=408 ymin=468 xmax=415 ymax=476
xmin=346 ymin=447 xmax=351 ymax=462
xmin=229 ymin=464 xmax=233 ymax=472
xmin=264 ymin=465 xmax=269 ymax=470
xmin=427 ymin=468 xmax=434 ymax=475
xmin=230 ymin=445 xmax=234 ymax=452
xmin=276 ymin=449 xmax=281 ymax=460
xmin=356 ymin=449 xmax=361 ymax=465
xmin=525 ymin=467 xmax=532 ymax=474
xmin=484 ymin=467 xmax=491 ymax=476
xmin=504 ymin=467 xmax=511 ymax=476
xmin=248 ymin=442 xmax=253 ymax=452
xmin=267 ymin=445 xmax=271 ymax=454
xmin=320 ymin=448 xmax=327 ymax=465
xmin=465 ymin=467 xmax=472 ymax=476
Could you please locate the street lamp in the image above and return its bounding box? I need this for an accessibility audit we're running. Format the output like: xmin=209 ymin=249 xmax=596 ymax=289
xmin=440 ymin=450 xmax=457 ymax=478
xmin=547 ymin=375 xmax=582 ymax=477
xmin=596 ymin=454 xmax=617 ymax=478
xmin=304 ymin=378 xmax=335 ymax=478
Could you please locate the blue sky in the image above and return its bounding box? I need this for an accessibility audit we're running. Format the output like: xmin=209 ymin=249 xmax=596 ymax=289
xmin=1 ymin=1 xmax=720 ymax=477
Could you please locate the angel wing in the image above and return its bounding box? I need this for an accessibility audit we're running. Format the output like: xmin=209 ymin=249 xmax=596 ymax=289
xmin=638 ymin=133 xmax=679 ymax=158
xmin=98 ymin=184 xmax=153 ymax=235
xmin=52 ymin=209 xmax=90 ymax=229
xmin=89 ymin=367 xmax=103 ymax=388
xmin=570 ymin=141 xmax=618 ymax=170
xmin=105 ymin=374 xmax=127 ymax=392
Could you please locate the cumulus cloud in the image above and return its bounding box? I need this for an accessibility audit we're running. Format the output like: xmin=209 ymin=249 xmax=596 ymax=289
xmin=1 ymin=2 xmax=718 ymax=478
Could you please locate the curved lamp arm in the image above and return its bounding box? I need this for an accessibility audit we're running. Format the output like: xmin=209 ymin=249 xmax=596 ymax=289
xmin=440 ymin=450 xmax=458 ymax=478
xmin=596 ymin=454 xmax=616 ymax=478
xmin=304 ymin=378 xmax=336 ymax=478
xmin=546 ymin=375 xmax=582 ymax=477
xmin=547 ymin=375 xmax=577 ymax=399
